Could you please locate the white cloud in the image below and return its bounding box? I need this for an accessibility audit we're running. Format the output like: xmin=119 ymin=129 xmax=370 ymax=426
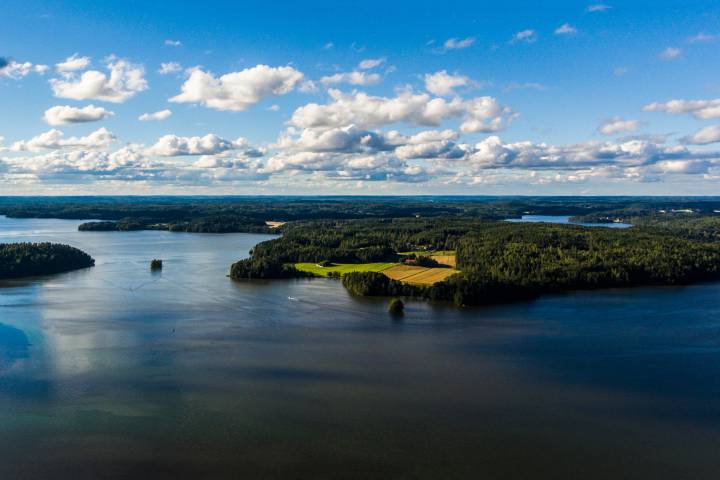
xmin=643 ymin=98 xmax=720 ymax=120
xmin=687 ymin=32 xmax=718 ymax=43
xmin=159 ymin=62 xmax=182 ymax=75
xmin=681 ymin=125 xmax=720 ymax=145
xmin=358 ymin=58 xmax=385 ymax=70
xmin=43 ymin=105 xmax=114 ymax=126
xmin=164 ymin=39 xmax=182 ymax=47
xmin=55 ymin=54 xmax=91 ymax=72
xmin=598 ymin=117 xmax=640 ymax=135
xmin=587 ymin=4 xmax=611 ymax=12
xmin=0 ymin=58 xmax=49 ymax=79
xmin=424 ymin=70 xmax=470 ymax=96
xmin=169 ymin=65 xmax=304 ymax=111
xmin=320 ymin=71 xmax=381 ymax=86
xmin=442 ymin=37 xmax=475 ymax=51
xmin=462 ymin=136 xmax=717 ymax=174
xmin=290 ymin=89 xmax=515 ymax=134
xmin=49 ymin=58 xmax=148 ymax=103
xmin=659 ymin=47 xmax=681 ymax=60
xmin=11 ymin=128 xmax=116 ymax=152
xmin=323 ymin=42 xmax=334 ymax=50
xmin=138 ymin=109 xmax=172 ymax=122
xmin=613 ymin=66 xmax=629 ymax=76
xmin=554 ymin=23 xmax=577 ymax=35
xmin=502 ymin=82 xmax=547 ymax=92
xmin=147 ymin=134 xmax=251 ymax=156
xmin=512 ymin=29 xmax=537 ymax=43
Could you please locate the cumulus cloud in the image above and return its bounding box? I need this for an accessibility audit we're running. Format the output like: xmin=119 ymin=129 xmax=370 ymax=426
xmin=49 ymin=58 xmax=148 ymax=102
xmin=358 ymin=58 xmax=385 ymax=69
xmin=320 ymin=71 xmax=381 ymax=86
xmin=441 ymin=37 xmax=475 ymax=51
xmin=512 ymin=29 xmax=537 ymax=43
xmin=43 ymin=105 xmax=115 ymax=126
xmin=424 ymin=70 xmax=470 ymax=96
xmin=643 ymin=98 xmax=720 ymax=120
xmin=138 ymin=109 xmax=172 ymax=122
xmin=598 ymin=117 xmax=640 ymax=135
xmin=290 ymin=89 xmax=515 ymax=134
xmin=659 ymin=47 xmax=681 ymax=60
xmin=55 ymin=54 xmax=91 ymax=72
xmin=169 ymin=65 xmax=304 ymax=111
xmin=147 ymin=134 xmax=253 ymax=156
xmin=0 ymin=58 xmax=49 ymax=79
xmin=11 ymin=128 xmax=116 ymax=152
xmin=681 ymin=125 xmax=720 ymax=145
xmin=463 ymin=136 xmax=715 ymax=173
xmin=554 ymin=23 xmax=577 ymax=35
xmin=159 ymin=62 xmax=182 ymax=75
xmin=164 ymin=39 xmax=182 ymax=47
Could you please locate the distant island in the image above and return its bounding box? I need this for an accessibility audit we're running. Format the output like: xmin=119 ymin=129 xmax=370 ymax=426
xmin=0 ymin=242 xmax=95 ymax=279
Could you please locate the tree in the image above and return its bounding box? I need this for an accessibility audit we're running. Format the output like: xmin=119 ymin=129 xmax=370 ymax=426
xmin=389 ymin=298 xmax=404 ymax=315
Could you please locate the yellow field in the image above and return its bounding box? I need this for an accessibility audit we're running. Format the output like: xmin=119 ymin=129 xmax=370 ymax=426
xmin=431 ymin=255 xmax=456 ymax=267
xmin=382 ymin=265 xmax=459 ymax=285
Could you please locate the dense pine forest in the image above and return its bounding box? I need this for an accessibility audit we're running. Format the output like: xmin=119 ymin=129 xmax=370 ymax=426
xmin=0 ymin=243 xmax=95 ymax=279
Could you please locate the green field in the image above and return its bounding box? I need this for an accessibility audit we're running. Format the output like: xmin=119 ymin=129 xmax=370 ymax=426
xmin=294 ymin=262 xmax=396 ymax=277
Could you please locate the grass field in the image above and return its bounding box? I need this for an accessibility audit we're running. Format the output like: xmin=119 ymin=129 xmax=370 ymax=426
xmin=294 ymin=262 xmax=396 ymax=277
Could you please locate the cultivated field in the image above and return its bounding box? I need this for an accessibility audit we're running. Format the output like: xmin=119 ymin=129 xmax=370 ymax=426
xmin=382 ymin=265 xmax=459 ymax=285
xmin=295 ymin=258 xmax=459 ymax=285
xmin=431 ymin=255 xmax=456 ymax=267
xmin=294 ymin=262 xmax=395 ymax=277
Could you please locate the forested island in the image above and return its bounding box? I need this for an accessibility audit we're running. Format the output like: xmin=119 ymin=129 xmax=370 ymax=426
xmin=0 ymin=243 xmax=95 ymax=279
xmin=230 ymin=217 xmax=720 ymax=306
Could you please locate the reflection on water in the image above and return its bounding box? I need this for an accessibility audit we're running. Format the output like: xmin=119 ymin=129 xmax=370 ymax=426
xmin=1 ymin=215 xmax=719 ymax=479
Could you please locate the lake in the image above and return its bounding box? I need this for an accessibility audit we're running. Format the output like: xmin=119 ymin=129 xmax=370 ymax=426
xmin=1 ymin=216 xmax=719 ymax=479
xmin=506 ymin=214 xmax=633 ymax=228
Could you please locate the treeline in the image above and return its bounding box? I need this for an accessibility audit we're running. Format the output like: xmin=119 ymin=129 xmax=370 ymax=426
xmin=6 ymin=196 xmax=720 ymax=233
xmin=231 ymin=218 xmax=720 ymax=306
xmin=0 ymin=242 xmax=95 ymax=279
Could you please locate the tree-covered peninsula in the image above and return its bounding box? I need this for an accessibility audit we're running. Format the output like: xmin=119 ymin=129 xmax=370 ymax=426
xmin=230 ymin=218 xmax=720 ymax=306
xmin=0 ymin=243 xmax=95 ymax=279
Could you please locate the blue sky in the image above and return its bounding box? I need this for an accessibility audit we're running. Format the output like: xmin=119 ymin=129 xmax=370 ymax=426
xmin=1 ymin=0 xmax=720 ymax=194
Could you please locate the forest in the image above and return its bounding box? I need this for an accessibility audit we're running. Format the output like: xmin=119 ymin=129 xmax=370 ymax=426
xmin=0 ymin=243 xmax=95 ymax=279
xmin=230 ymin=217 xmax=720 ymax=306
xmin=3 ymin=196 xmax=720 ymax=233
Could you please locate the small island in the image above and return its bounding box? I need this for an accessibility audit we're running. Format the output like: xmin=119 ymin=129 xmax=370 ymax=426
xmin=0 ymin=242 xmax=95 ymax=279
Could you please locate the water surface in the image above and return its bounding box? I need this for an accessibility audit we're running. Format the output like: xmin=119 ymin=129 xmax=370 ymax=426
xmin=1 ymin=216 xmax=719 ymax=479
xmin=506 ymin=214 xmax=633 ymax=228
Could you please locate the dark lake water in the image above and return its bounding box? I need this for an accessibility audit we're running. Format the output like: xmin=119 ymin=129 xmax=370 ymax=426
xmin=1 ymin=215 xmax=719 ymax=479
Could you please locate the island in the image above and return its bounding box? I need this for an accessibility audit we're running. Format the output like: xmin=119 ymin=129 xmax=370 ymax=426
xmin=0 ymin=242 xmax=95 ymax=279
xmin=230 ymin=217 xmax=720 ymax=307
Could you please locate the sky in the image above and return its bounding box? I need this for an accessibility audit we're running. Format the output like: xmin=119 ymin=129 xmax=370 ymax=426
xmin=1 ymin=0 xmax=720 ymax=195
